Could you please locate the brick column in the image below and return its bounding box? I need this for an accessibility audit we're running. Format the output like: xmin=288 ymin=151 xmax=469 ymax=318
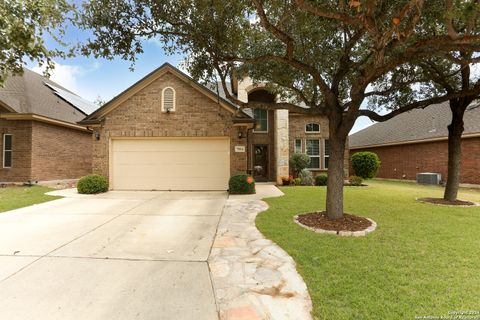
xmin=274 ymin=109 xmax=289 ymax=184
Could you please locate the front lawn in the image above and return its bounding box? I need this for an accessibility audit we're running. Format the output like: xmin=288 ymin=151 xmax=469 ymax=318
xmin=256 ymin=180 xmax=480 ymax=320
xmin=0 ymin=186 xmax=61 ymax=213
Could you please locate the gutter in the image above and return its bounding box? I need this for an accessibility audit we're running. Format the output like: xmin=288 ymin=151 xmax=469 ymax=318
xmin=0 ymin=113 xmax=90 ymax=132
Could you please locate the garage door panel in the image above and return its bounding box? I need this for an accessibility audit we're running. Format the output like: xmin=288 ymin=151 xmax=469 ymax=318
xmin=114 ymin=164 xmax=228 ymax=178
xmin=112 ymin=139 xmax=230 ymax=191
xmin=113 ymin=177 xmax=228 ymax=191
xmin=113 ymin=151 xmax=229 ymax=165
xmin=113 ymin=140 xmax=229 ymax=152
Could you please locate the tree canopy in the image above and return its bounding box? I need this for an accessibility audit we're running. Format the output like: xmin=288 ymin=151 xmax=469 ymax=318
xmin=0 ymin=0 xmax=73 ymax=85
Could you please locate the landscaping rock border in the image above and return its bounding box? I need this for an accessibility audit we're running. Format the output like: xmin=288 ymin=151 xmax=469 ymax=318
xmin=293 ymin=215 xmax=377 ymax=237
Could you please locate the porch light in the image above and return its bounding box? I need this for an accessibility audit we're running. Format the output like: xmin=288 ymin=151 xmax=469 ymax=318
xmin=94 ymin=131 xmax=100 ymax=141
xmin=238 ymin=129 xmax=245 ymax=139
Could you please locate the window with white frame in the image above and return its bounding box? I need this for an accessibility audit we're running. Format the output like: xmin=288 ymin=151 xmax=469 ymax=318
xmin=253 ymin=109 xmax=268 ymax=132
xmin=323 ymin=139 xmax=329 ymax=169
xmin=294 ymin=139 xmax=302 ymax=153
xmin=3 ymin=134 xmax=12 ymax=168
xmin=305 ymin=123 xmax=320 ymax=133
xmin=161 ymin=87 xmax=176 ymax=112
xmin=306 ymin=139 xmax=320 ymax=169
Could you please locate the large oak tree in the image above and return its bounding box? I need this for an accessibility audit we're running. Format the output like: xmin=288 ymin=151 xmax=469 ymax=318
xmin=79 ymin=0 xmax=480 ymax=219
xmin=366 ymin=1 xmax=480 ymax=201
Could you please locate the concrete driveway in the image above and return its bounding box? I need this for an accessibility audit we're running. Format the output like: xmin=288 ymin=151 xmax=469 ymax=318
xmin=0 ymin=190 xmax=226 ymax=320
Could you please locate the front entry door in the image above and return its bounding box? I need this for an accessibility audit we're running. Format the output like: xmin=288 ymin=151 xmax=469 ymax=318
xmin=253 ymin=145 xmax=269 ymax=182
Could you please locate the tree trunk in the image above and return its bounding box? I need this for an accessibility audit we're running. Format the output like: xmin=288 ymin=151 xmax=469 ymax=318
xmin=443 ymin=100 xmax=466 ymax=201
xmin=326 ymin=122 xmax=348 ymax=220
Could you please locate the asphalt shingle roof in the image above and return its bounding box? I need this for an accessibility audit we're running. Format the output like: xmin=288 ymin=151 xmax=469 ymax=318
xmin=0 ymin=69 xmax=97 ymax=123
xmin=349 ymin=101 xmax=480 ymax=148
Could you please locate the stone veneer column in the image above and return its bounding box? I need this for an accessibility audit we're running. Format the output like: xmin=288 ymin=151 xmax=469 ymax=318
xmin=274 ymin=109 xmax=289 ymax=184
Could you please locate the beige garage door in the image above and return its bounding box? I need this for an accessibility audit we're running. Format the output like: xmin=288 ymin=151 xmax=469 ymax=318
xmin=111 ymin=138 xmax=230 ymax=191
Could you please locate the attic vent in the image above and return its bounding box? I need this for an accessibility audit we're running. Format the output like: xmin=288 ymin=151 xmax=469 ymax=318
xmin=162 ymin=87 xmax=176 ymax=112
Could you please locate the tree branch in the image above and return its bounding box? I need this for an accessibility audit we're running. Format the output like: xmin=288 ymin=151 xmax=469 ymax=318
xmin=359 ymin=85 xmax=480 ymax=122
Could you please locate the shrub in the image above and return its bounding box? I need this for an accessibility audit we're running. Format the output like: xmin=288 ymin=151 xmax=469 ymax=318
xmin=299 ymin=169 xmax=314 ymax=186
xmin=293 ymin=178 xmax=302 ymax=186
xmin=77 ymin=175 xmax=109 ymax=194
xmin=348 ymin=175 xmax=363 ymax=186
xmin=289 ymin=153 xmax=311 ymax=176
xmin=351 ymin=152 xmax=381 ymax=179
xmin=229 ymin=174 xmax=255 ymax=194
xmin=315 ymin=174 xmax=328 ymax=186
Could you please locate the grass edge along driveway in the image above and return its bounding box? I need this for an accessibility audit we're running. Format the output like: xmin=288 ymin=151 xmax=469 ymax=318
xmin=0 ymin=186 xmax=62 ymax=213
xmin=256 ymin=180 xmax=480 ymax=320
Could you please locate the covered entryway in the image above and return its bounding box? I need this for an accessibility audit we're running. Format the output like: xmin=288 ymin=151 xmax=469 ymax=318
xmin=111 ymin=138 xmax=230 ymax=191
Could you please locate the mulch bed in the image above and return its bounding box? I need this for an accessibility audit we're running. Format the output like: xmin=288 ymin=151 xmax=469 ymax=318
xmin=418 ymin=197 xmax=476 ymax=206
xmin=296 ymin=211 xmax=372 ymax=232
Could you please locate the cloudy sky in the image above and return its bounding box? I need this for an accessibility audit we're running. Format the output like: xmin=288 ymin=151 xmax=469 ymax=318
xmin=27 ymin=24 xmax=374 ymax=134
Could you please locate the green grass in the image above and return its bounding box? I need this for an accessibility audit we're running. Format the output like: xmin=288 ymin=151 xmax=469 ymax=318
xmin=256 ymin=180 xmax=480 ymax=320
xmin=0 ymin=186 xmax=62 ymax=213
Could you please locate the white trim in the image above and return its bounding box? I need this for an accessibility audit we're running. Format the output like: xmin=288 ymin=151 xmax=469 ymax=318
xmin=305 ymin=139 xmax=320 ymax=169
xmin=3 ymin=134 xmax=12 ymax=168
xmin=294 ymin=139 xmax=302 ymax=153
xmin=323 ymin=139 xmax=329 ymax=169
xmin=305 ymin=123 xmax=320 ymax=133
xmin=161 ymin=87 xmax=176 ymax=112
xmin=253 ymin=109 xmax=268 ymax=133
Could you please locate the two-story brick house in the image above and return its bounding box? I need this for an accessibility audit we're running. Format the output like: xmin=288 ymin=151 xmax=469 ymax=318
xmin=80 ymin=63 xmax=346 ymax=190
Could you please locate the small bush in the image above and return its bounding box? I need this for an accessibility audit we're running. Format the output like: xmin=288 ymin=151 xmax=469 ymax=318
xmin=315 ymin=174 xmax=328 ymax=186
xmin=290 ymin=153 xmax=311 ymax=176
xmin=77 ymin=175 xmax=109 ymax=194
xmin=293 ymin=178 xmax=302 ymax=186
xmin=351 ymin=152 xmax=381 ymax=179
xmin=299 ymin=169 xmax=314 ymax=186
xmin=229 ymin=174 xmax=255 ymax=194
xmin=348 ymin=175 xmax=363 ymax=186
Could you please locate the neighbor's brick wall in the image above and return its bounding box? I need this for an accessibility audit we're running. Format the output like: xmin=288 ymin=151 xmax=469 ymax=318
xmin=30 ymin=121 xmax=92 ymax=181
xmin=289 ymin=115 xmax=349 ymax=177
xmin=350 ymin=137 xmax=480 ymax=184
xmin=92 ymin=71 xmax=248 ymax=180
xmin=0 ymin=119 xmax=33 ymax=182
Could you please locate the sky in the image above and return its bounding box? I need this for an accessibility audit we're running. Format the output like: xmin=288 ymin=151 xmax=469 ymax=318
xmin=26 ymin=23 xmax=374 ymax=135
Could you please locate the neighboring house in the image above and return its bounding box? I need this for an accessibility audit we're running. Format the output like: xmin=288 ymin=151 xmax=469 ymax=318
xmin=0 ymin=69 xmax=96 ymax=184
xmin=349 ymin=101 xmax=480 ymax=185
xmin=80 ymin=63 xmax=347 ymax=191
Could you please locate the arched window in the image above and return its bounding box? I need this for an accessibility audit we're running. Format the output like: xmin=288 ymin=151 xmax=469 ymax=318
xmin=305 ymin=123 xmax=320 ymax=133
xmin=162 ymin=87 xmax=176 ymax=112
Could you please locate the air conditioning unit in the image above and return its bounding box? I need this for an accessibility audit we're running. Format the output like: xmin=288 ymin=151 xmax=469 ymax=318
xmin=416 ymin=172 xmax=442 ymax=185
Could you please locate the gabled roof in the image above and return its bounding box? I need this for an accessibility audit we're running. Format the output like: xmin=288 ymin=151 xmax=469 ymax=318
xmin=0 ymin=69 xmax=97 ymax=123
xmin=81 ymin=63 xmax=252 ymax=124
xmin=349 ymin=101 xmax=480 ymax=149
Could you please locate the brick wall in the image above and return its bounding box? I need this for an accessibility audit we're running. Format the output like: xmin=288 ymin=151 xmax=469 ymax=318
xmin=30 ymin=121 xmax=92 ymax=181
xmin=350 ymin=136 xmax=480 ymax=184
xmin=289 ymin=114 xmax=349 ymax=177
xmin=92 ymin=71 xmax=248 ymax=179
xmin=0 ymin=119 xmax=33 ymax=182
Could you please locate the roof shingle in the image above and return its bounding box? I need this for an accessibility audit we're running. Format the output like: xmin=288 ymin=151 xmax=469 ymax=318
xmin=349 ymin=101 xmax=480 ymax=148
xmin=0 ymin=69 xmax=97 ymax=123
